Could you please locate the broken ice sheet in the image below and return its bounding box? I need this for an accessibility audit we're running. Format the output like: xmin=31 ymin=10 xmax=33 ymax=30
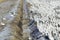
xmin=26 ymin=0 xmax=60 ymax=40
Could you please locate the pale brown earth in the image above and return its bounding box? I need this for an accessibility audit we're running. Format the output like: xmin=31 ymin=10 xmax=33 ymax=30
xmin=0 ymin=0 xmax=31 ymax=40
xmin=0 ymin=0 xmax=24 ymax=40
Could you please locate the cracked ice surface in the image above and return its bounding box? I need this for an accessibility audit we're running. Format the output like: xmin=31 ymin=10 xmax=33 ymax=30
xmin=26 ymin=0 xmax=60 ymax=40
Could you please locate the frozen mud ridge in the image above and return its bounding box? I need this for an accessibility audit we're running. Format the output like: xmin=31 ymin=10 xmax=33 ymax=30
xmin=0 ymin=0 xmax=23 ymax=40
xmin=26 ymin=0 xmax=60 ymax=40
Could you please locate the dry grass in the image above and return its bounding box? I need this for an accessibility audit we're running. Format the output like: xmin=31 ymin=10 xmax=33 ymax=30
xmin=0 ymin=0 xmax=7 ymax=3
xmin=0 ymin=0 xmax=4 ymax=2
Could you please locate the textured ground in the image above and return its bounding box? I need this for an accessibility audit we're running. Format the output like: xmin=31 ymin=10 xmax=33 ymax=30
xmin=26 ymin=0 xmax=60 ymax=40
xmin=0 ymin=0 xmax=23 ymax=40
xmin=0 ymin=0 xmax=60 ymax=40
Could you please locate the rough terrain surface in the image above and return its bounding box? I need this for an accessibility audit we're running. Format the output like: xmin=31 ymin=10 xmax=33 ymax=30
xmin=0 ymin=0 xmax=23 ymax=40
xmin=26 ymin=0 xmax=60 ymax=40
xmin=0 ymin=0 xmax=60 ymax=40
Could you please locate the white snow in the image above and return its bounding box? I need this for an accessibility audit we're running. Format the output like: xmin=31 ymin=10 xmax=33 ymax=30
xmin=26 ymin=0 xmax=60 ymax=40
